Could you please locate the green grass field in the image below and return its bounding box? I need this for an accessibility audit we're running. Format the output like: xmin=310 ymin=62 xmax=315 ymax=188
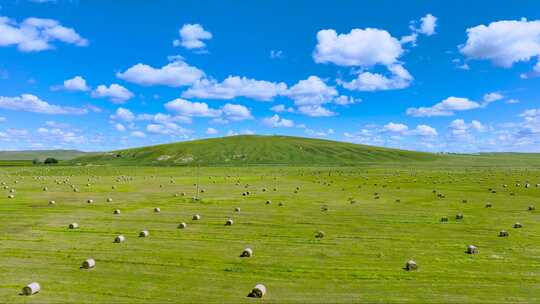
xmin=1 ymin=163 xmax=539 ymax=303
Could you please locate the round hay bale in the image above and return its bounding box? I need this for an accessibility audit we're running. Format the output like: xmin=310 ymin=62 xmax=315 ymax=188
xmin=499 ymin=230 xmax=509 ymax=237
xmin=87 ymin=199 xmax=93 ymax=204
xmin=248 ymin=284 xmax=266 ymax=298
xmin=21 ymin=282 xmax=40 ymax=296
xmin=235 ymin=207 xmax=241 ymax=212
xmin=43 ymin=187 xmax=48 ymax=191
xmin=106 ymin=198 xmax=113 ymax=202
xmin=315 ymin=231 xmax=325 ymax=239
xmin=114 ymin=235 xmax=125 ymax=243
xmin=192 ymin=214 xmax=201 ymax=221
xmin=513 ymin=222 xmax=523 ymax=228
xmin=440 ymin=216 xmax=449 ymax=222
xmin=111 ymin=185 xmax=116 ymax=190
xmin=139 ymin=230 xmax=149 ymax=237
xmin=154 ymin=207 xmax=161 ymax=213
xmin=49 ymin=200 xmax=56 ymax=205
xmin=240 ymin=247 xmax=253 ymax=257
xmin=528 ymin=205 xmax=535 ymax=211
xmin=266 ymin=200 xmax=271 ymax=205
xmin=68 ymin=223 xmax=79 ymax=229
xmin=82 ymin=258 xmax=95 ymax=269
xmin=466 ymin=245 xmax=478 ymax=254
xmin=7 ymin=194 xmax=14 ymax=199
xmin=225 ymin=218 xmax=234 ymax=226
xmin=181 ymin=192 xmax=186 ymax=196
xmin=178 ymin=222 xmax=187 ymax=229
xmin=455 ymin=213 xmax=464 ymax=220
xmin=405 ymin=260 xmax=418 ymax=271
xmin=113 ymin=209 xmax=121 ymax=214
xmin=485 ymin=203 xmax=492 ymax=208
xmin=278 ymin=202 xmax=284 ymax=207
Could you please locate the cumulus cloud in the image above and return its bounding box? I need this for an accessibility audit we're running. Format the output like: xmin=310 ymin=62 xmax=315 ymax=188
xmin=51 ymin=75 xmax=90 ymax=92
xmin=110 ymin=107 xmax=135 ymax=122
xmin=285 ymin=76 xmax=337 ymax=106
xmin=297 ymin=105 xmax=335 ymax=117
xmin=449 ymin=119 xmax=486 ymax=137
xmin=406 ymin=96 xmax=481 ymax=117
xmin=339 ymin=64 xmax=413 ymax=91
xmin=182 ymin=76 xmax=287 ymax=101
xmin=0 ymin=16 xmax=88 ymax=52
xmin=459 ymin=19 xmax=540 ymax=75
xmin=262 ymin=114 xmax=294 ymax=128
xmin=0 ymin=94 xmax=87 ymax=115
xmin=413 ymin=124 xmax=438 ymax=136
xmin=206 ymin=127 xmax=218 ymax=135
xmin=384 ymin=122 xmax=408 ymax=133
xmin=314 ymin=28 xmax=403 ymax=67
xmin=270 ymin=104 xmax=295 ymax=113
xmin=130 ymin=131 xmax=146 ymax=138
xmin=91 ymin=84 xmax=134 ymax=103
xmin=146 ymin=122 xmax=191 ymax=136
xmin=164 ymin=98 xmax=221 ymax=117
xmin=221 ymin=103 xmax=253 ymax=121
xmin=116 ymin=60 xmax=205 ymax=87
xmin=173 ymin=23 xmax=212 ymax=50
xmin=115 ymin=123 xmax=126 ymax=132
xmin=401 ymin=14 xmax=438 ymax=46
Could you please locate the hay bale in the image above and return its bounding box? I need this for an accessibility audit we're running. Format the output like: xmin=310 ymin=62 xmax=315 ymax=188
xmin=467 ymin=245 xmax=478 ymax=254
xmin=225 ymin=218 xmax=234 ymax=226
xmin=440 ymin=216 xmax=449 ymax=222
xmin=248 ymin=284 xmax=266 ymax=298
xmin=278 ymin=202 xmax=284 ymax=207
xmin=485 ymin=203 xmax=492 ymax=208
xmin=21 ymin=282 xmax=40 ymax=296
xmin=7 ymin=194 xmax=14 ymax=199
xmin=499 ymin=230 xmax=509 ymax=237
xmin=43 ymin=187 xmax=48 ymax=191
xmin=87 ymin=199 xmax=93 ymax=204
xmin=513 ymin=222 xmax=523 ymax=228
xmin=240 ymin=247 xmax=253 ymax=257
xmin=154 ymin=207 xmax=161 ymax=213
xmin=178 ymin=222 xmax=187 ymax=229
xmin=107 ymin=198 xmax=113 ymax=202
xmin=139 ymin=230 xmax=149 ymax=237
xmin=266 ymin=200 xmax=271 ymax=205
xmin=82 ymin=258 xmax=95 ymax=269
xmin=528 ymin=205 xmax=535 ymax=211
xmin=69 ymin=223 xmax=79 ymax=229
xmin=315 ymin=231 xmax=325 ymax=239
xmin=49 ymin=200 xmax=56 ymax=205
xmin=235 ymin=207 xmax=241 ymax=212
xmin=114 ymin=235 xmax=125 ymax=243
xmin=192 ymin=214 xmax=201 ymax=220
xmin=455 ymin=213 xmax=464 ymax=220
xmin=405 ymin=260 xmax=418 ymax=271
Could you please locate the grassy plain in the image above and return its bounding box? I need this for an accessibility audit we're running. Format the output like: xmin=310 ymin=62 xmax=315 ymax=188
xmin=0 ymin=163 xmax=539 ymax=303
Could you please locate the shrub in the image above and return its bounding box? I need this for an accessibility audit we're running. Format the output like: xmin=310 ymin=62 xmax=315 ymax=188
xmin=44 ymin=158 xmax=59 ymax=164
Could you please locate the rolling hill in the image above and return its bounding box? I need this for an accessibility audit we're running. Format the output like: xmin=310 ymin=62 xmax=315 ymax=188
xmin=0 ymin=149 xmax=90 ymax=161
xmin=70 ymin=135 xmax=442 ymax=166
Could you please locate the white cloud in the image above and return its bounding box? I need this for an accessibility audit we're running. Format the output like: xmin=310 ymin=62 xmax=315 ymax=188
xmin=285 ymin=76 xmax=338 ymax=107
xmin=297 ymin=105 xmax=335 ymax=117
xmin=333 ymin=95 xmax=359 ymax=105
xmin=221 ymin=103 xmax=253 ymax=121
xmin=313 ymin=28 xmax=403 ymax=67
xmin=115 ymin=123 xmax=126 ymax=132
xmin=164 ymin=98 xmax=221 ymax=117
xmin=116 ymin=61 xmax=205 ymax=87
xmin=449 ymin=119 xmax=486 ymax=137
xmin=459 ymin=19 xmax=540 ymax=73
xmin=131 ymin=131 xmax=146 ymax=138
xmin=270 ymin=49 xmax=284 ymax=59
xmin=0 ymin=16 xmax=88 ymax=52
xmin=206 ymin=127 xmax=218 ymax=135
xmin=146 ymin=122 xmax=191 ymax=136
xmin=418 ymin=14 xmax=437 ymax=36
xmin=406 ymin=97 xmax=481 ymax=117
xmin=270 ymin=104 xmax=295 ymax=113
xmin=483 ymin=92 xmax=504 ymax=103
xmin=182 ymin=76 xmax=287 ymax=101
xmin=51 ymin=75 xmax=90 ymax=92
xmin=339 ymin=64 xmax=413 ymax=91
xmin=111 ymin=107 xmax=135 ymax=122
xmin=384 ymin=122 xmax=408 ymax=133
xmin=173 ymin=23 xmax=212 ymax=50
xmin=262 ymin=114 xmax=294 ymax=128
xmin=0 ymin=94 xmax=87 ymax=115
xmin=413 ymin=124 xmax=438 ymax=137
xmin=506 ymin=98 xmax=520 ymax=104
xmin=91 ymin=84 xmax=134 ymax=103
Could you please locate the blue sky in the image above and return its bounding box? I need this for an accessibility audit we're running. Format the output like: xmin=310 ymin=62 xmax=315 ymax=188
xmin=0 ymin=0 xmax=539 ymax=152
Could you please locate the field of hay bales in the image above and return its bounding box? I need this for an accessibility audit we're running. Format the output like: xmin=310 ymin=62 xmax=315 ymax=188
xmin=1 ymin=165 xmax=539 ymax=303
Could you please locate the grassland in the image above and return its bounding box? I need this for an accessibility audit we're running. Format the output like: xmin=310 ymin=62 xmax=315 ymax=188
xmin=0 ymin=150 xmax=89 ymax=161
xmin=1 ymin=163 xmax=539 ymax=303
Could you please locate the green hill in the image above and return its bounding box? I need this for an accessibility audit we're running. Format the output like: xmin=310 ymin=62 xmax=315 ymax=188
xmin=0 ymin=149 xmax=90 ymax=161
xmin=70 ymin=135 xmax=442 ymax=166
